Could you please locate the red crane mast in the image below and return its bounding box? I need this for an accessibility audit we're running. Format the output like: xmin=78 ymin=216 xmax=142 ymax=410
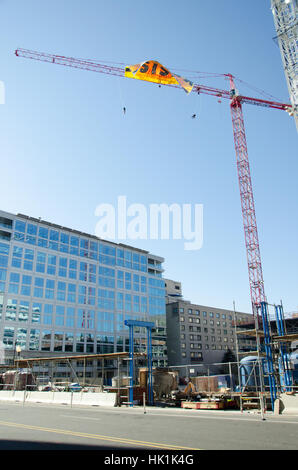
xmin=14 ymin=48 xmax=293 ymax=323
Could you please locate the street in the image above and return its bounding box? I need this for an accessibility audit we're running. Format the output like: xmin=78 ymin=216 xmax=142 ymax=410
xmin=0 ymin=401 xmax=297 ymax=451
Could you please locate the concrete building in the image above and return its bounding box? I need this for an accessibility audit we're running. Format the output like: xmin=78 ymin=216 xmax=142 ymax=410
xmin=166 ymin=300 xmax=255 ymax=374
xmin=164 ymin=278 xmax=183 ymax=304
xmin=0 ymin=209 xmax=167 ymax=381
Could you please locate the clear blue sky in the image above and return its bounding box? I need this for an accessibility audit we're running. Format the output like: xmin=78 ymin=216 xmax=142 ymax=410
xmin=0 ymin=0 xmax=297 ymax=314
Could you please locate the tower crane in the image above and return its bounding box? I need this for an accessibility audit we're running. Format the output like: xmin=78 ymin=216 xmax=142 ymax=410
xmin=15 ymin=48 xmax=293 ymax=315
xmin=14 ymin=49 xmax=296 ymax=407
xmin=271 ymin=0 xmax=298 ymax=131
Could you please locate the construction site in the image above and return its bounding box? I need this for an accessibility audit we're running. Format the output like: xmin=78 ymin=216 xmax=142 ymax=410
xmin=0 ymin=0 xmax=298 ymax=444
xmin=0 ymin=303 xmax=297 ymax=417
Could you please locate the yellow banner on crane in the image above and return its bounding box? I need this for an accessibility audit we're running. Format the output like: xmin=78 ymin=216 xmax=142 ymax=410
xmin=124 ymin=60 xmax=193 ymax=94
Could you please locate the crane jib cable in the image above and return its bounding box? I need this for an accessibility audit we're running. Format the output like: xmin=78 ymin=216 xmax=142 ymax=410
xmin=14 ymin=49 xmax=292 ymax=111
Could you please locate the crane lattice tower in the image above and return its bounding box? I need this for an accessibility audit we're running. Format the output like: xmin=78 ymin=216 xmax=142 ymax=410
xmin=271 ymin=0 xmax=298 ymax=130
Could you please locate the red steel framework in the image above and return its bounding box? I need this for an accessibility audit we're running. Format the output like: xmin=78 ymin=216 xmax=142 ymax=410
xmin=14 ymin=48 xmax=293 ymax=321
xmin=228 ymin=75 xmax=266 ymax=327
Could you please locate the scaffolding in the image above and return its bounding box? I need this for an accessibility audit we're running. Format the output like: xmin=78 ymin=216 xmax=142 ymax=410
xmin=234 ymin=301 xmax=298 ymax=415
xmin=12 ymin=351 xmax=144 ymax=395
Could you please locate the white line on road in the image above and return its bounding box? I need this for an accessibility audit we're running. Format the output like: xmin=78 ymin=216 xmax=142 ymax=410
xmin=60 ymin=414 xmax=101 ymax=421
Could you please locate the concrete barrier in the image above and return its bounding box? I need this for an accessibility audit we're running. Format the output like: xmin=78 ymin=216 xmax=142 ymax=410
xmin=279 ymin=393 xmax=298 ymax=415
xmin=26 ymin=391 xmax=52 ymax=403
xmin=0 ymin=391 xmax=14 ymax=401
xmin=80 ymin=392 xmax=116 ymax=407
xmin=0 ymin=390 xmax=117 ymax=407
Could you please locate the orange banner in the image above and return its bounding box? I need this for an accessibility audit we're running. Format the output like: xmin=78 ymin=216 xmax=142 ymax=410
xmin=125 ymin=60 xmax=193 ymax=94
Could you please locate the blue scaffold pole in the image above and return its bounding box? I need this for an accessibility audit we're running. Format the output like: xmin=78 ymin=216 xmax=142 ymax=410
xmin=147 ymin=327 xmax=153 ymax=405
xmin=125 ymin=319 xmax=155 ymax=408
xmin=128 ymin=323 xmax=134 ymax=407
xmin=260 ymin=302 xmax=277 ymax=411
xmin=275 ymin=304 xmax=293 ymax=392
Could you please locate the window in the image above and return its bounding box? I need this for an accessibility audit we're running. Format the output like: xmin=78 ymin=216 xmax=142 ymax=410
xmin=27 ymin=224 xmax=37 ymax=235
xmin=66 ymin=307 xmax=75 ymax=328
xmin=47 ymin=254 xmax=56 ymax=276
xmin=117 ymin=270 xmax=124 ymax=289
xmin=45 ymin=279 xmax=55 ymax=299
xmin=3 ymin=326 xmax=15 ymax=348
xmin=65 ymin=332 xmax=74 ymax=352
xmin=0 ymin=231 xmax=11 ymax=242
xmin=67 ymin=283 xmax=76 ymax=303
xmin=19 ymin=301 xmax=29 ymax=322
xmin=0 ymin=253 xmax=8 ymax=268
xmin=0 ymin=217 xmax=13 ymax=230
xmin=32 ymin=303 xmax=41 ymax=323
xmin=34 ymin=277 xmax=44 ymax=298
xmin=44 ymin=304 xmax=53 ymax=325
xmin=21 ymin=275 xmax=32 ymax=296
xmin=125 ymin=272 xmax=131 ymax=290
xmin=29 ymin=329 xmax=40 ymax=350
xmin=41 ymin=330 xmax=51 ymax=351
xmin=0 ymin=268 xmax=6 ymax=282
xmin=12 ymin=246 xmax=22 ymax=268
xmin=56 ymin=306 xmax=65 ymax=326
xmin=15 ymin=220 xmax=26 ymax=233
xmin=6 ymin=299 xmax=17 ymax=321
xmin=60 ymin=233 xmax=69 ymax=245
xmin=9 ymin=272 xmax=20 ymax=286
xmin=39 ymin=227 xmax=48 ymax=239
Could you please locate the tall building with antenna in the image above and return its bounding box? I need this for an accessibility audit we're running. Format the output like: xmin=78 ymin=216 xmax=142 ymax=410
xmin=271 ymin=0 xmax=298 ymax=131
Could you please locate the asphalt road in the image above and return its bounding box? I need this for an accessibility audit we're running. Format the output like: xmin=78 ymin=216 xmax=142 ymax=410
xmin=0 ymin=401 xmax=297 ymax=453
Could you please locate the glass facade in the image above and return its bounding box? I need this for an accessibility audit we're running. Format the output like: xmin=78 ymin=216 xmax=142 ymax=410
xmin=0 ymin=211 xmax=166 ymax=365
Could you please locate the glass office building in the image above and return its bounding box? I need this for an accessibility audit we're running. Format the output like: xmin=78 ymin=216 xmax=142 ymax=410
xmin=0 ymin=210 xmax=166 ymax=366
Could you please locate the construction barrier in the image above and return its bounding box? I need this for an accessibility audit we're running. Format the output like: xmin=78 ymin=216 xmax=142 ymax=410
xmin=278 ymin=393 xmax=298 ymax=415
xmin=0 ymin=390 xmax=117 ymax=407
